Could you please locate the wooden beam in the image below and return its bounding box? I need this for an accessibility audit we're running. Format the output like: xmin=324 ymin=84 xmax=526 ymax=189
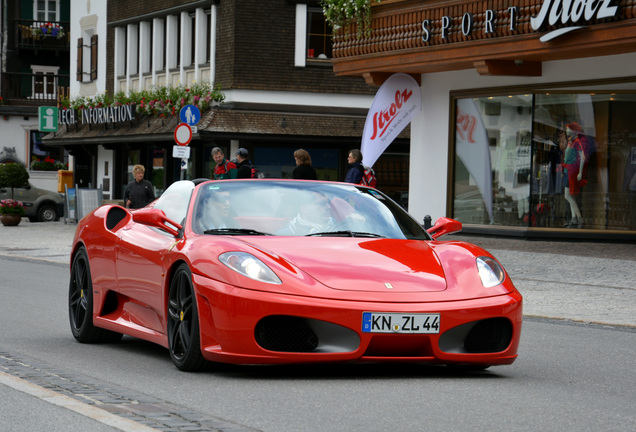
xmin=474 ymin=60 xmax=542 ymax=77
xmin=363 ymin=72 xmax=422 ymax=86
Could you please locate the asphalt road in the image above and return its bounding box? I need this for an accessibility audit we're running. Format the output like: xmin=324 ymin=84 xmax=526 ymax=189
xmin=1 ymin=220 xmax=634 ymax=326
xmin=1 ymin=256 xmax=635 ymax=432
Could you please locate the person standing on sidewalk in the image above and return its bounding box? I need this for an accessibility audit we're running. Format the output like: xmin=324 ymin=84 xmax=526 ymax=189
xmin=124 ymin=164 xmax=155 ymax=209
xmin=235 ymin=148 xmax=255 ymax=179
xmin=344 ymin=149 xmax=364 ymax=184
xmin=292 ymin=148 xmax=317 ymax=180
xmin=211 ymin=147 xmax=238 ymax=180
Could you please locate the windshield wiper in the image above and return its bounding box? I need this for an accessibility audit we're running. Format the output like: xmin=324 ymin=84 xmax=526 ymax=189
xmin=306 ymin=230 xmax=384 ymax=238
xmin=204 ymin=228 xmax=271 ymax=236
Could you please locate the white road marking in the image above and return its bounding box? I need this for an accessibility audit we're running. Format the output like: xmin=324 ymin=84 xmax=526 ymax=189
xmin=0 ymin=371 xmax=158 ymax=432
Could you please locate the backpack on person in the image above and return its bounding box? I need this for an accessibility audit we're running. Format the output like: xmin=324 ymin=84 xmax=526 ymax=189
xmin=249 ymin=164 xmax=263 ymax=179
xmin=248 ymin=162 xmax=265 ymax=178
xmin=359 ymin=165 xmax=377 ymax=188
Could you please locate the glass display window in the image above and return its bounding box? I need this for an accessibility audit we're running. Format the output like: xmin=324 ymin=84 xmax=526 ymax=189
xmin=453 ymin=95 xmax=533 ymax=227
xmin=453 ymin=92 xmax=636 ymax=231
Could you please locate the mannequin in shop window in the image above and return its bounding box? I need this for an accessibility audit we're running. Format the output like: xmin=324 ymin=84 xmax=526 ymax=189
xmin=562 ymin=122 xmax=588 ymax=228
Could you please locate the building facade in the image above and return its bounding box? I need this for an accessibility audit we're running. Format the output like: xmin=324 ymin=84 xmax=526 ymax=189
xmin=45 ymin=0 xmax=410 ymax=204
xmin=331 ymin=0 xmax=636 ymax=240
xmin=0 ymin=0 xmax=70 ymax=191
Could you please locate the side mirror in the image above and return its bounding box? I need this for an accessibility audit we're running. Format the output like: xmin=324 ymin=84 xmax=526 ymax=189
xmin=427 ymin=217 xmax=462 ymax=239
xmin=132 ymin=208 xmax=182 ymax=237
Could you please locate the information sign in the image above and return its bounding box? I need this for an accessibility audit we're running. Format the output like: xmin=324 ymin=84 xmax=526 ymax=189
xmin=38 ymin=106 xmax=58 ymax=132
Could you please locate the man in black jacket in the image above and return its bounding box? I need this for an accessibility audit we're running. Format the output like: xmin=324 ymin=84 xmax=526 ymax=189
xmin=235 ymin=148 xmax=254 ymax=178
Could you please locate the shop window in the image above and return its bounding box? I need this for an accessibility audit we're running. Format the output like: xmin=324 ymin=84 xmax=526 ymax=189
xmin=30 ymin=131 xmax=68 ymax=172
xmin=453 ymin=95 xmax=533 ymax=227
xmin=151 ymin=148 xmax=166 ymax=196
xmin=452 ymin=93 xmax=636 ymax=231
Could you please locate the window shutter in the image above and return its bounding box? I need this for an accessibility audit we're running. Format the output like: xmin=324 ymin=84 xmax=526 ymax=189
xmin=76 ymin=38 xmax=83 ymax=81
xmin=90 ymin=35 xmax=98 ymax=81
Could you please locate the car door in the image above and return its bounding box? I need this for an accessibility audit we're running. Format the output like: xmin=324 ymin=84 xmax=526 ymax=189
xmin=115 ymin=223 xmax=178 ymax=335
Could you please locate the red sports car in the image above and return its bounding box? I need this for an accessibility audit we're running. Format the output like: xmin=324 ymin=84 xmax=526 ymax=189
xmin=69 ymin=179 xmax=522 ymax=371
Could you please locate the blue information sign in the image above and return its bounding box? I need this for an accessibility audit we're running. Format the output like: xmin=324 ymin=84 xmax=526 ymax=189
xmin=179 ymin=105 xmax=201 ymax=126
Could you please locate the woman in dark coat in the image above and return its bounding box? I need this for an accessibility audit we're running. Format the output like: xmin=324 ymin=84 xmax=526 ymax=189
xmin=292 ymin=149 xmax=318 ymax=180
xmin=344 ymin=149 xmax=364 ymax=184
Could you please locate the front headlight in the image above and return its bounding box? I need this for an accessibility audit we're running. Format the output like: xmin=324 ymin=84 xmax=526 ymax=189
xmin=476 ymin=256 xmax=505 ymax=287
xmin=219 ymin=252 xmax=282 ymax=284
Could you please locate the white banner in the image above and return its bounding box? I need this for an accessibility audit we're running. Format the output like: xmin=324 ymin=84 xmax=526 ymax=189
xmin=456 ymin=99 xmax=493 ymax=222
xmin=361 ymin=73 xmax=422 ymax=167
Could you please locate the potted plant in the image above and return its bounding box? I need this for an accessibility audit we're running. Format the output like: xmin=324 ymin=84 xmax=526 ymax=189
xmin=0 ymin=199 xmax=26 ymax=226
xmin=321 ymin=0 xmax=381 ymax=37
xmin=0 ymin=162 xmax=29 ymax=226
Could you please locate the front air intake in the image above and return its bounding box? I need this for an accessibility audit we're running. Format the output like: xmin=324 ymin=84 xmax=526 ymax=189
xmin=255 ymin=316 xmax=319 ymax=352
xmin=464 ymin=318 xmax=512 ymax=353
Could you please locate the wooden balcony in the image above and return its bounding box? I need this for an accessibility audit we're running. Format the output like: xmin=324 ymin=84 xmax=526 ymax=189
xmin=15 ymin=19 xmax=70 ymax=53
xmin=1 ymin=72 xmax=70 ymax=106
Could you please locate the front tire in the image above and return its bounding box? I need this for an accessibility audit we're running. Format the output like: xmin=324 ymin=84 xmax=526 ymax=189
xmin=167 ymin=263 xmax=206 ymax=371
xmin=69 ymin=247 xmax=122 ymax=343
xmin=37 ymin=204 xmax=58 ymax=222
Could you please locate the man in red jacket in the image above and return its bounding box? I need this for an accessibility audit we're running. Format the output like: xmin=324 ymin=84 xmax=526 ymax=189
xmin=211 ymin=147 xmax=237 ymax=180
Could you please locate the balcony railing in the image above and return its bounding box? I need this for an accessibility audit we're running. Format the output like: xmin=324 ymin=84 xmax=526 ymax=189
xmin=1 ymin=72 xmax=70 ymax=106
xmin=15 ymin=19 xmax=70 ymax=51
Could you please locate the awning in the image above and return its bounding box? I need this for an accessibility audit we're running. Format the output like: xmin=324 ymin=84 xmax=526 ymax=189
xmin=42 ymin=105 xmax=409 ymax=146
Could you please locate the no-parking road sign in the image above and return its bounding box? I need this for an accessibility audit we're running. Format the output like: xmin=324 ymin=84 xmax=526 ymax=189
xmin=174 ymin=123 xmax=192 ymax=146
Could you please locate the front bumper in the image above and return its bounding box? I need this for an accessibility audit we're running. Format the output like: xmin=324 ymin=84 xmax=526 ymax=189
xmin=193 ymin=274 xmax=522 ymax=366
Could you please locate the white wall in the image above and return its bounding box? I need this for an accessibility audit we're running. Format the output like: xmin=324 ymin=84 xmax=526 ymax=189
xmin=70 ymin=0 xmax=107 ymax=98
xmin=69 ymin=0 xmax=112 ymax=192
xmin=408 ymin=52 xmax=636 ymax=224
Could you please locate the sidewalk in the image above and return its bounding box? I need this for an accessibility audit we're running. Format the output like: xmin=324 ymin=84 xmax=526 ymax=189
xmin=1 ymin=219 xmax=635 ymax=327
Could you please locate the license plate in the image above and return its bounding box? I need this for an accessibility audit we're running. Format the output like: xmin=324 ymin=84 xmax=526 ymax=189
xmin=362 ymin=312 xmax=440 ymax=334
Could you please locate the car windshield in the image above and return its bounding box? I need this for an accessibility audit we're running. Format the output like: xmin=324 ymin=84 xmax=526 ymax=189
xmin=191 ymin=180 xmax=430 ymax=240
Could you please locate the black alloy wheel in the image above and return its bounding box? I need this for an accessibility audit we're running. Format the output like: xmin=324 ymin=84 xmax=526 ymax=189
xmin=68 ymin=247 xmax=122 ymax=343
xmin=167 ymin=263 xmax=206 ymax=371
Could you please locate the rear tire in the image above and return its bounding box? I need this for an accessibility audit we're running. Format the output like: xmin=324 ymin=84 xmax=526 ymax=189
xmin=167 ymin=263 xmax=206 ymax=371
xmin=69 ymin=247 xmax=122 ymax=343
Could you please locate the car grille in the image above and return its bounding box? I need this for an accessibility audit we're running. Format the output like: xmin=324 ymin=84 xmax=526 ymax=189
xmin=254 ymin=316 xmax=319 ymax=352
xmin=464 ymin=318 xmax=513 ymax=353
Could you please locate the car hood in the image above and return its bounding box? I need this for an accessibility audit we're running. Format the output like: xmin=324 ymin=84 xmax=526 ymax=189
xmin=247 ymin=237 xmax=447 ymax=293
